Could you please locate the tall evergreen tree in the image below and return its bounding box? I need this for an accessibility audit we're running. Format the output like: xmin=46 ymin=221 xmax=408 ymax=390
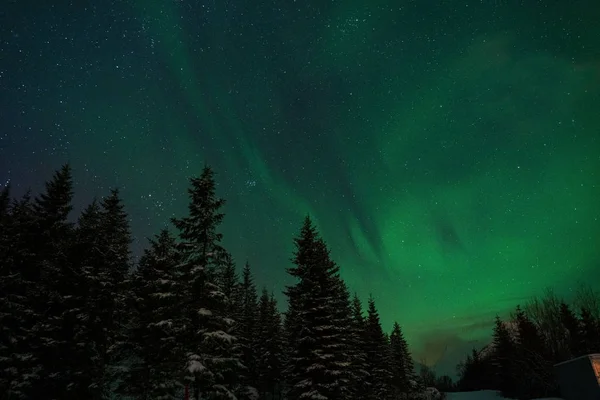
xmin=559 ymin=302 xmax=584 ymax=357
xmin=348 ymin=294 xmax=370 ymax=399
xmin=117 ymin=229 xmax=184 ymax=400
xmin=0 ymin=185 xmax=13 ymax=396
xmin=218 ymin=252 xmax=239 ymax=319
xmin=0 ymin=185 xmax=9 ymax=221
xmin=492 ymin=316 xmax=517 ymax=399
xmin=514 ymin=305 xmax=553 ymax=398
xmin=91 ymin=189 xmax=132 ymax=398
xmin=364 ymin=296 xmax=393 ymax=400
xmin=256 ymin=289 xmax=283 ymax=400
xmin=69 ymin=200 xmax=103 ymax=398
xmin=284 ymin=216 xmax=353 ymax=400
xmin=172 ymin=166 xmax=240 ymax=400
xmin=0 ymin=192 xmax=35 ymax=399
xmin=27 ymin=164 xmax=77 ymax=399
xmin=389 ymin=321 xmax=415 ymax=397
xmin=580 ymin=306 xmax=600 ymax=354
xmin=236 ymin=262 xmax=259 ymax=398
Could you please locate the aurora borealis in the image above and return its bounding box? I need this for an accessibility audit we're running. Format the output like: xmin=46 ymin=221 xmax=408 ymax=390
xmin=1 ymin=0 xmax=599 ymax=375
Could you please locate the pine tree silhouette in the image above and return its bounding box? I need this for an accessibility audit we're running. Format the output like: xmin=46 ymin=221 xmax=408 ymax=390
xmin=117 ymin=229 xmax=184 ymax=400
xmin=492 ymin=316 xmax=517 ymax=398
xmin=284 ymin=216 xmax=353 ymax=400
xmin=364 ymin=296 xmax=393 ymax=400
xmin=172 ymin=166 xmax=241 ymax=400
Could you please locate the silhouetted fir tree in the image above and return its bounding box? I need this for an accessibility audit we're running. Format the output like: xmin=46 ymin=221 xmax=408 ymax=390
xmin=90 ymin=188 xmax=132 ymax=398
xmin=0 ymin=192 xmax=36 ymax=399
xmin=172 ymin=166 xmax=241 ymax=400
xmin=435 ymin=375 xmax=455 ymax=392
xmin=0 ymin=185 xmax=9 ymax=220
xmin=282 ymin=281 xmax=300 ymax=393
xmin=580 ymin=306 xmax=600 ymax=354
xmin=456 ymin=347 xmax=497 ymax=392
xmin=559 ymin=302 xmax=584 ymax=357
xmin=0 ymin=185 xmax=14 ymax=396
xmin=419 ymin=364 xmax=436 ymax=388
xmin=256 ymin=289 xmax=284 ymax=400
xmin=284 ymin=216 xmax=353 ymax=400
xmin=348 ymin=293 xmax=370 ymax=399
xmin=492 ymin=316 xmax=517 ymax=399
xmin=329 ymin=277 xmax=354 ymax=398
xmin=27 ymin=165 xmax=78 ymax=399
xmin=218 ymin=252 xmax=239 ymax=319
xmin=236 ymin=261 xmax=259 ymax=398
xmin=268 ymin=293 xmax=284 ymax=399
xmin=69 ymin=200 xmax=104 ymax=398
xmin=117 ymin=229 xmax=184 ymax=400
xmin=389 ymin=321 xmax=415 ymax=397
xmin=364 ymin=296 xmax=393 ymax=400
xmin=514 ymin=305 xmax=554 ymax=398
xmin=456 ymin=349 xmax=478 ymax=391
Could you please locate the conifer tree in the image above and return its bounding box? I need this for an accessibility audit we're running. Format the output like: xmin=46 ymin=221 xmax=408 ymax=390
xmin=218 ymin=252 xmax=240 ymax=319
xmin=236 ymin=262 xmax=259 ymax=398
xmin=284 ymin=216 xmax=353 ymax=400
xmin=0 ymin=185 xmax=9 ymax=221
xmin=389 ymin=321 xmax=415 ymax=397
xmin=514 ymin=305 xmax=552 ymax=398
xmin=348 ymin=293 xmax=370 ymax=399
xmin=88 ymin=188 xmax=132 ymax=398
xmin=492 ymin=316 xmax=517 ymax=399
xmin=364 ymin=296 xmax=393 ymax=400
xmin=0 ymin=192 xmax=35 ymax=399
xmin=256 ymin=289 xmax=284 ymax=400
xmin=559 ymin=302 xmax=584 ymax=357
xmin=70 ymin=200 xmax=103 ymax=398
xmin=580 ymin=306 xmax=600 ymax=354
xmin=117 ymin=229 xmax=184 ymax=400
xmin=172 ymin=166 xmax=240 ymax=400
xmin=0 ymin=185 xmax=13 ymax=395
xmin=28 ymin=164 xmax=77 ymax=399
xmin=329 ymin=278 xmax=354 ymax=398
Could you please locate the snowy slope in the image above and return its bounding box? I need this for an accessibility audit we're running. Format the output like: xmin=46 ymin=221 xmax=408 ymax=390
xmin=446 ymin=391 xmax=563 ymax=400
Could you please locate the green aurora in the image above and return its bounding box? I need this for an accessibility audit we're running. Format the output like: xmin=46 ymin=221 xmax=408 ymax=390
xmin=1 ymin=0 xmax=599 ymax=374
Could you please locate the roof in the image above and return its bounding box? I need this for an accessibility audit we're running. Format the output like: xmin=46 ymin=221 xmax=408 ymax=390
xmin=554 ymin=354 xmax=600 ymax=367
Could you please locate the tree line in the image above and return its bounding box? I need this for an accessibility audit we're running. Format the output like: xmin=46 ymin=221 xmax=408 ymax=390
xmin=0 ymin=165 xmax=429 ymax=400
xmin=455 ymin=287 xmax=600 ymax=399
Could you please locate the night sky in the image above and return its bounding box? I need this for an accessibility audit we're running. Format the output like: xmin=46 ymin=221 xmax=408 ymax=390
xmin=1 ymin=0 xmax=599 ymax=375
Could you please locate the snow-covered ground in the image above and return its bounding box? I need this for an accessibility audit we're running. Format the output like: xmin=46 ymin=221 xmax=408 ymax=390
xmin=445 ymin=391 xmax=563 ymax=400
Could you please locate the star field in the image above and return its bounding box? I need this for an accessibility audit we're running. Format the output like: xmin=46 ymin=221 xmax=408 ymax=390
xmin=1 ymin=0 xmax=599 ymax=376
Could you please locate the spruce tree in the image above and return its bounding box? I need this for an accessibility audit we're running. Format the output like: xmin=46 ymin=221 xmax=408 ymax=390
xmin=256 ymin=289 xmax=284 ymax=400
xmin=28 ymin=164 xmax=76 ymax=399
xmin=236 ymin=262 xmax=259 ymax=398
xmin=492 ymin=316 xmax=517 ymax=399
xmin=389 ymin=321 xmax=415 ymax=397
xmin=218 ymin=252 xmax=239 ymax=319
xmin=0 ymin=192 xmax=35 ymax=399
xmin=514 ymin=305 xmax=552 ymax=398
xmin=364 ymin=296 xmax=393 ymax=400
xmin=91 ymin=188 xmax=132 ymax=398
xmin=580 ymin=306 xmax=600 ymax=354
xmin=284 ymin=216 xmax=353 ymax=400
xmin=559 ymin=302 xmax=584 ymax=357
xmin=117 ymin=229 xmax=184 ymax=400
xmin=348 ymin=294 xmax=370 ymax=399
xmin=329 ymin=278 xmax=354 ymax=398
xmin=172 ymin=166 xmax=240 ymax=400
xmin=0 ymin=185 xmax=13 ymax=396
xmin=0 ymin=185 xmax=9 ymax=221
xmin=70 ymin=200 xmax=104 ymax=398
